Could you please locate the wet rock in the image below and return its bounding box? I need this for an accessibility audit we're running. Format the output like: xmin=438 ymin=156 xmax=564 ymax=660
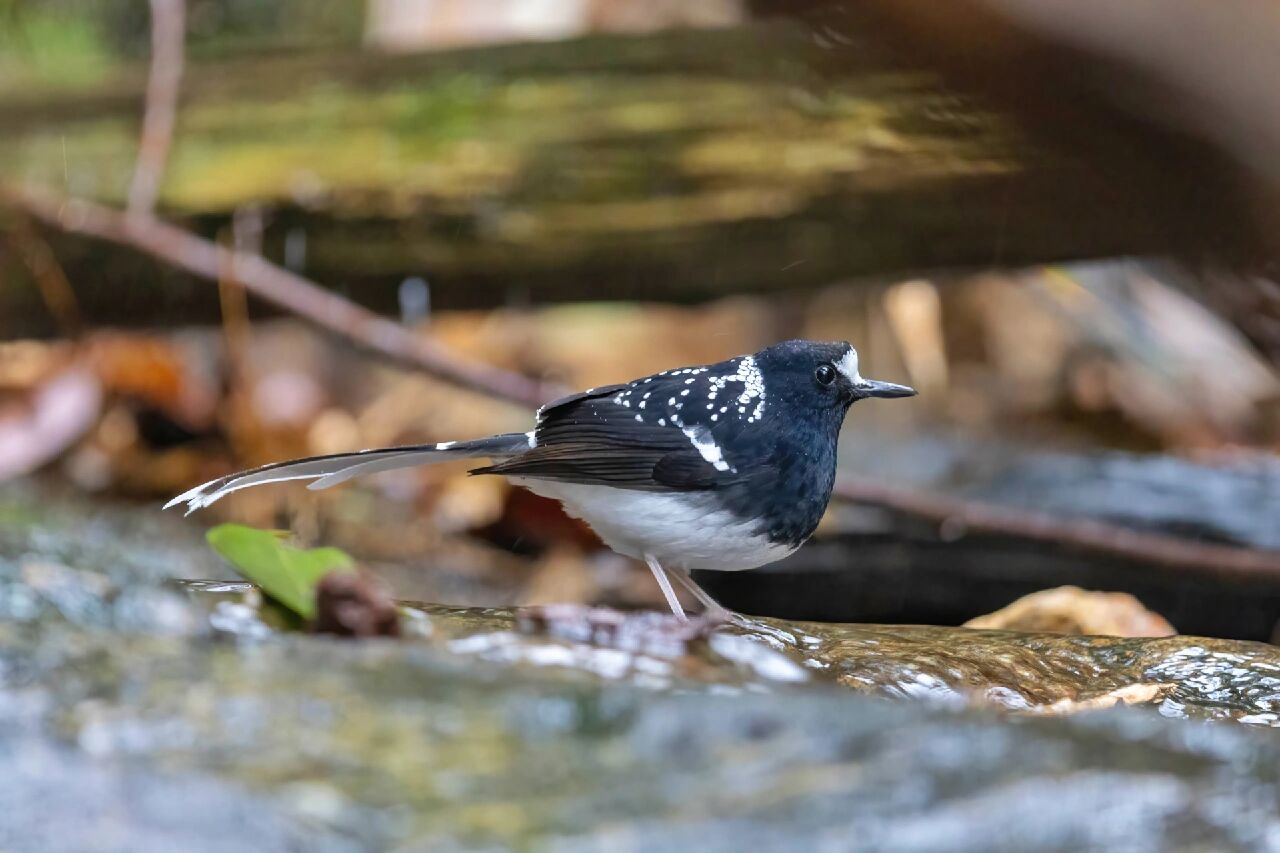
xmin=762 ymin=620 xmax=1280 ymax=724
xmin=5 ymin=482 xmax=1280 ymax=849
xmin=0 ymin=480 xmax=231 ymax=586
xmin=517 ymin=603 xmax=718 ymax=652
xmin=6 ymin=596 xmax=1280 ymax=851
xmin=181 ymin=583 xmax=1280 ymax=724
xmin=514 ymin=603 xmax=812 ymax=686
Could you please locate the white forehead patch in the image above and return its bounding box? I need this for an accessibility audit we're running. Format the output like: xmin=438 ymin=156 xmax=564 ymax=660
xmin=682 ymin=425 xmax=735 ymax=473
xmin=836 ymin=347 xmax=863 ymax=385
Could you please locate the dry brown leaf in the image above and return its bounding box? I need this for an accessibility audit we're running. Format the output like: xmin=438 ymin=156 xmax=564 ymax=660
xmin=1027 ymin=683 xmax=1177 ymax=716
xmin=87 ymin=333 xmax=216 ymax=430
xmin=0 ymin=340 xmax=76 ymax=390
xmin=965 ymin=585 xmax=1176 ymax=638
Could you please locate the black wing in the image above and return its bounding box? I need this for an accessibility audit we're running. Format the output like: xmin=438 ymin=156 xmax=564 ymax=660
xmin=476 ymin=361 xmax=766 ymax=491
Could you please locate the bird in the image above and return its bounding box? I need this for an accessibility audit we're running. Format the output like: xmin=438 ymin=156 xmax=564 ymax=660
xmin=166 ymin=340 xmax=915 ymax=620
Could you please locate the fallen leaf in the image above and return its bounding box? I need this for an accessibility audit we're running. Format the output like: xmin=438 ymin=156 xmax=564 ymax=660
xmin=0 ymin=365 xmax=102 ymax=482
xmin=1028 ymin=683 xmax=1177 ymax=716
xmin=88 ymin=333 xmax=217 ymax=430
xmin=206 ymin=524 xmax=355 ymax=619
xmin=965 ymin=585 xmax=1176 ymax=637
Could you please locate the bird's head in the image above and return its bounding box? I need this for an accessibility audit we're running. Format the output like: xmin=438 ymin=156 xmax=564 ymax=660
xmin=754 ymin=340 xmax=916 ymax=415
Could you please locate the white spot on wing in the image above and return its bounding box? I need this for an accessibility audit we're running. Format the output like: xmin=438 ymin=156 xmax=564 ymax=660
xmin=525 ymin=431 xmax=537 ymax=448
xmin=681 ymin=425 xmax=734 ymax=473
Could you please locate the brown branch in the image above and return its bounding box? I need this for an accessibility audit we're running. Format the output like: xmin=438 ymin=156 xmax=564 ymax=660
xmin=128 ymin=0 xmax=185 ymax=218
xmin=2 ymin=186 xmax=561 ymax=409
xmin=10 ymin=14 xmax=560 ymax=410
xmin=833 ymin=477 xmax=1280 ymax=582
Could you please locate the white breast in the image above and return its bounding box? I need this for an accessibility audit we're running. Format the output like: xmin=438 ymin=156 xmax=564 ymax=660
xmin=509 ymin=478 xmax=795 ymax=572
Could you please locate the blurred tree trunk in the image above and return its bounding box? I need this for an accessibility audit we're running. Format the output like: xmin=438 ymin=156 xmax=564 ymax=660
xmin=1 ymin=17 xmax=1275 ymax=333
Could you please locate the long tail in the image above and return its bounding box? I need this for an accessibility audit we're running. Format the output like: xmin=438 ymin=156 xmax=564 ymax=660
xmin=164 ymin=432 xmax=532 ymax=515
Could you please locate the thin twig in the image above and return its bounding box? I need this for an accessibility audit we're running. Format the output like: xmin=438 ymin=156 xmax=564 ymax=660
xmin=128 ymin=0 xmax=185 ymax=218
xmin=5 ymin=219 xmax=83 ymax=336
xmin=2 ymin=186 xmax=561 ymax=408
xmin=833 ymin=476 xmax=1280 ymax=581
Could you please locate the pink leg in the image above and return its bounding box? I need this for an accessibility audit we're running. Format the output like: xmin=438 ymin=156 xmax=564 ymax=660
xmin=644 ymin=554 xmax=687 ymax=621
xmin=668 ymin=567 xmax=732 ymax=622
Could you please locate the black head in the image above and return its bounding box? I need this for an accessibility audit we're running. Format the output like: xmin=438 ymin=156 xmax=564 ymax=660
xmin=726 ymin=340 xmax=915 ymax=549
xmin=754 ymin=340 xmax=916 ymax=414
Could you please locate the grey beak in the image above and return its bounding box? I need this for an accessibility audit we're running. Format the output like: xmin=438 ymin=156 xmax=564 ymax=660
xmin=854 ymin=378 xmax=917 ymax=399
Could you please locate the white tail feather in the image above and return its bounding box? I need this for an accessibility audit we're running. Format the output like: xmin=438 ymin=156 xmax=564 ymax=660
xmin=307 ymin=449 xmax=461 ymax=490
xmin=165 ymin=434 xmax=529 ymax=514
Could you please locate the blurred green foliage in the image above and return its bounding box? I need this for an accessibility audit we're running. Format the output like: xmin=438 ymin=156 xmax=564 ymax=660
xmin=0 ymin=0 xmax=365 ymax=93
xmin=0 ymin=0 xmax=116 ymax=89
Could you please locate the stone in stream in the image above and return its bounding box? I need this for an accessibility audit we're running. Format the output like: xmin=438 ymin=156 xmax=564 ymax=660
xmin=3 ymin=481 xmax=1280 ymax=850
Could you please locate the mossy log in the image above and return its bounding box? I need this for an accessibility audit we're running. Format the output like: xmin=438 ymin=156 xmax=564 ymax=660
xmin=0 ymin=22 xmax=1250 ymax=331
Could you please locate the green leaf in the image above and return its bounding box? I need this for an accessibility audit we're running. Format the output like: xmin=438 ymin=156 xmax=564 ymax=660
xmin=206 ymin=524 xmax=355 ymax=619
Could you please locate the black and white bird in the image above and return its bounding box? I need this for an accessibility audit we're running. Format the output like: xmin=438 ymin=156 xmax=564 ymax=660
xmin=167 ymin=340 xmax=915 ymax=619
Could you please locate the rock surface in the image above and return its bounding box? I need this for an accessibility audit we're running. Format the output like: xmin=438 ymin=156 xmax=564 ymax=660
xmin=3 ymin=482 xmax=1280 ymax=850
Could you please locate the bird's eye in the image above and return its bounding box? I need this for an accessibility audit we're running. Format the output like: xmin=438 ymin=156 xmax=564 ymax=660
xmin=814 ymin=363 xmax=837 ymax=386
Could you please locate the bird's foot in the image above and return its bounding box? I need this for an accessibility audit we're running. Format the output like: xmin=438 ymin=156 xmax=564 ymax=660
xmin=516 ymin=602 xmax=716 ymax=648
xmin=700 ymin=603 xmax=736 ymax=627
